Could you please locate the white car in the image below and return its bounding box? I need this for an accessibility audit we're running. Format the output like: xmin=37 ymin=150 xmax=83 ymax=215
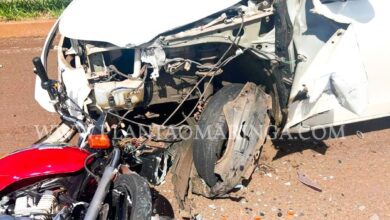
xmin=34 ymin=0 xmax=390 ymax=204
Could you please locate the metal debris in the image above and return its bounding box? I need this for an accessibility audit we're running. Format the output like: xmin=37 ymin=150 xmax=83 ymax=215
xmin=297 ymin=170 xmax=322 ymax=192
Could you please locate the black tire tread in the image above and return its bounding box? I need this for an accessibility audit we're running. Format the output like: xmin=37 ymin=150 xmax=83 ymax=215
xmin=113 ymin=174 xmax=152 ymax=220
xmin=193 ymin=84 xmax=244 ymax=187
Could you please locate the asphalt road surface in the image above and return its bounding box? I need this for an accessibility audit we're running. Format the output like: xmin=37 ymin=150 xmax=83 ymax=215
xmin=1 ymin=25 xmax=390 ymax=220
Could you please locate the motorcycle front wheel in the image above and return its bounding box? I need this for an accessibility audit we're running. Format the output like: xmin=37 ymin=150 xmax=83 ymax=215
xmin=108 ymin=173 xmax=152 ymax=220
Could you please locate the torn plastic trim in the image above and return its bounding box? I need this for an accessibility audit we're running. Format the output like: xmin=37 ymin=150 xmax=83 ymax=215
xmin=285 ymin=0 xmax=371 ymax=131
xmin=298 ymin=27 xmax=367 ymax=110
xmin=59 ymin=64 xmax=91 ymax=119
xmin=285 ymin=25 xmax=369 ymax=131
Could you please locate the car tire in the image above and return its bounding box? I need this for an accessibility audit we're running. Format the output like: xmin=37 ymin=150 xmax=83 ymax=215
xmin=193 ymin=84 xmax=244 ymax=187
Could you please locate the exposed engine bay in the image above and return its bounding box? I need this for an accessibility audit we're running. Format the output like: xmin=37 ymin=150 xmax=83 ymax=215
xmin=55 ymin=0 xmax=285 ymax=122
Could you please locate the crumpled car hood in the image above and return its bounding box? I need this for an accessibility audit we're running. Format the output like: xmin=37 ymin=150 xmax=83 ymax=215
xmin=59 ymin=0 xmax=240 ymax=47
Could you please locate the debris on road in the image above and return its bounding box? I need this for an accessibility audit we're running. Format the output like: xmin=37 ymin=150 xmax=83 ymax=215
xmin=194 ymin=214 xmax=203 ymax=220
xmin=240 ymin=198 xmax=248 ymax=204
xmin=358 ymin=205 xmax=366 ymax=211
xmin=234 ymin=184 xmax=245 ymax=189
xmin=297 ymin=170 xmax=322 ymax=192
xmin=356 ymin=131 xmax=364 ymax=139
xmin=370 ymin=214 xmax=380 ymax=220
xmin=287 ymin=209 xmax=295 ymax=218
xmin=208 ymin=204 xmax=216 ymax=210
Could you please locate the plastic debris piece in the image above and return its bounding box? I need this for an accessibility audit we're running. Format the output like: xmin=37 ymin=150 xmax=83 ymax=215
xmin=234 ymin=184 xmax=245 ymax=189
xmin=208 ymin=204 xmax=217 ymax=210
xmin=356 ymin=131 xmax=364 ymax=139
xmin=297 ymin=170 xmax=322 ymax=192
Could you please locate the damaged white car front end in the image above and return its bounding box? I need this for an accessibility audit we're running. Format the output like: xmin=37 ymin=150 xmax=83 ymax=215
xmin=286 ymin=0 xmax=390 ymax=132
xmin=32 ymin=0 xmax=390 ymax=205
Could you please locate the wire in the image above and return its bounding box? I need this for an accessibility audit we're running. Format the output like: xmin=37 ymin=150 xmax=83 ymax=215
xmin=165 ymin=58 xmax=203 ymax=66
xmin=84 ymin=153 xmax=100 ymax=182
xmin=105 ymin=14 xmax=246 ymax=132
xmin=174 ymin=86 xmax=203 ymax=126
xmin=107 ymin=110 xmax=151 ymax=128
xmin=162 ymin=13 xmax=245 ymax=126
xmin=161 ymin=75 xmax=206 ymax=126
xmin=65 ymin=96 xmax=90 ymax=117
xmin=109 ymin=65 xmax=148 ymax=97
xmin=108 ymin=65 xmax=131 ymax=79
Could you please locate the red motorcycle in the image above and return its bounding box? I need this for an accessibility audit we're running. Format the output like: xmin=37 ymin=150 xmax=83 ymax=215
xmin=0 ymin=58 xmax=152 ymax=220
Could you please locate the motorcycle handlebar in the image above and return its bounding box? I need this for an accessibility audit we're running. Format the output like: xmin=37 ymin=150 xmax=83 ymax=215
xmin=33 ymin=57 xmax=57 ymax=101
xmin=32 ymin=57 xmax=87 ymax=134
xmin=33 ymin=57 xmax=50 ymax=84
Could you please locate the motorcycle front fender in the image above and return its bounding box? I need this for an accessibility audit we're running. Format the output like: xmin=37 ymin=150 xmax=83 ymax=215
xmin=0 ymin=145 xmax=89 ymax=193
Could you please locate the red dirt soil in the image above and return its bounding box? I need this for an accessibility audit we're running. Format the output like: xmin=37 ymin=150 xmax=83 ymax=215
xmin=0 ymin=20 xmax=55 ymax=39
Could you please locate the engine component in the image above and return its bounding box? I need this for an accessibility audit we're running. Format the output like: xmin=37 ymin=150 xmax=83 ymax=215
xmin=94 ymin=79 xmax=144 ymax=109
xmin=14 ymin=191 xmax=57 ymax=219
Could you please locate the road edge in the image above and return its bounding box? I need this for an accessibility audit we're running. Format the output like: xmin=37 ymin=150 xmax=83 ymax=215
xmin=0 ymin=20 xmax=55 ymax=39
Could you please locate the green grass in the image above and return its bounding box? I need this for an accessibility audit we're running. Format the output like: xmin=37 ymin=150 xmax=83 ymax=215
xmin=0 ymin=0 xmax=71 ymax=21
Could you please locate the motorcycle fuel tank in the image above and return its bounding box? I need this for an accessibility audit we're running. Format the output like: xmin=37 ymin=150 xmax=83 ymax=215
xmin=0 ymin=145 xmax=89 ymax=192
